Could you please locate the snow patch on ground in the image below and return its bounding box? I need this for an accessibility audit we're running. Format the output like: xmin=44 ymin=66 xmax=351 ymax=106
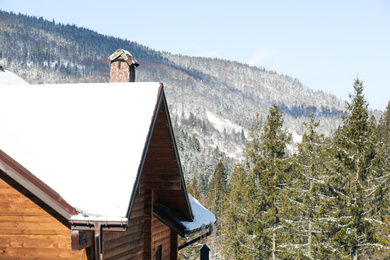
xmin=206 ymin=111 xmax=245 ymax=134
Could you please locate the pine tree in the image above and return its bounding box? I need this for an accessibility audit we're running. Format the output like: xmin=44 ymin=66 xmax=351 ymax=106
xmin=258 ymin=104 xmax=292 ymax=259
xmin=378 ymin=101 xmax=390 ymax=149
xmin=223 ymin=115 xmax=265 ymax=259
xmin=208 ymin=160 xmax=227 ymax=223
xmin=328 ymin=78 xmax=390 ymax=259
xmin=290 ymin=111 xmax=333 ymax=258
xmin=187 ymin=176 xmax=201 ymax=200
xmin=208 ymin=159 xmax=228 ymax=258
xmin=225 ymin=105 xmax=292 ymax=259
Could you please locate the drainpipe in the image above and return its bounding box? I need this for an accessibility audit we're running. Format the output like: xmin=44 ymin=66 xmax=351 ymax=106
xmin=71 ymin=219 xmax=127 ymax=259
xmin=94 ymin=223 xmax=102 ymax=260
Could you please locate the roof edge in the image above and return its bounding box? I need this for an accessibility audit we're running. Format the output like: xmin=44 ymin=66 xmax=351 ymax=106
xmin=124 ymin=82 xmax=194 ymax=222
xmin=161 ymin=92 xmax=194 ymax=220
xmin=0 ymin=149 xmax=77 ymax=219
xmin=125 ymin=83 xmax=165 ymax=219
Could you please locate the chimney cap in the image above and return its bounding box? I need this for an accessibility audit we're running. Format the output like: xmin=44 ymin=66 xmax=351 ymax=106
xmin=106 ymin=49 xmax=139 ymax=67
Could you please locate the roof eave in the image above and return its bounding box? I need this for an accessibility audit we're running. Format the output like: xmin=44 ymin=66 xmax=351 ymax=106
xmin=161 ymin=91 xmax=195 ymax=221
xmin=125 ymin=83 xmax=165 ymax=220
xmin=0 ymin=149 xmax=77 ymax=220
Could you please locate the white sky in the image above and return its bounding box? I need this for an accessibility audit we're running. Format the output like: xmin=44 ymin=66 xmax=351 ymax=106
xmin=1 ymin=0 xmax=389 ymax=110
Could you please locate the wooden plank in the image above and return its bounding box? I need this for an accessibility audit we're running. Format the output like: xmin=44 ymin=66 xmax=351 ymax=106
xmin=105 ymin=248 xmax=143 ymax=260
xmin=0 ymin=257 xmax=81 ymax=260
xmin=0 ymin=219 xmax=69 ymax=230
xmin=128 ymin=208 xmax=144 ymax=219
xmin=103 ymin=230 xmax=143 ymax=248
xmin=128 ymin=216 xmax=144 ymax=226
xmin=142 ymin=174 xmax=180 ymax=182
xmin=142 ymin=182 xmax=181 ymax=190
xmin=153 ymin=236 xmax=170 ymax=247
xmin=0 ymin=247 xmax=81 ymax=258
xmin=0 ymin=228 xmax=69 ymax=236
xmin=0 ymin=194 xmax=38 ymax=203
xmin=144 ymin=158 xmax=178 ymax=166
xmin=0 ymin=215 xmax=58 ymax=223
xmin=103 ymin=236 xmax=143 ymax=259
xmin=153 ymin=224 xmax=170 ymax=236
xmin=0 ymin=234 xmax=72 ymax=249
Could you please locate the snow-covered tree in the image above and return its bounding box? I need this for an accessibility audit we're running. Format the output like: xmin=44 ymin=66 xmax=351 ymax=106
xmin=257 ymin=104 xmax=292 ymax=260
xmin=288 ymin=112 xmax=334 ymax=258
xmin=223 ymin=164 xmax=260 ymax=259
xmin=327 ymin=79 xmax=390 ymax=259
xmin=223 ymin=106 xmax=292 ymax=259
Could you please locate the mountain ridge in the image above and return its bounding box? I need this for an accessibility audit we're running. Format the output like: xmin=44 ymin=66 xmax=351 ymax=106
xmin=1 ymin=10 xmax=356 ymax=181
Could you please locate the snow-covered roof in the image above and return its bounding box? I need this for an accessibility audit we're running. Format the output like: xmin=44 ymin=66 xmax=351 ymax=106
xmin=0 ymin=82 xmax=160 ymax=221
xmin=181 ymin=194 xmax=216 ymax=232
xmin=0 ymin=67 xmax=29 ymax=85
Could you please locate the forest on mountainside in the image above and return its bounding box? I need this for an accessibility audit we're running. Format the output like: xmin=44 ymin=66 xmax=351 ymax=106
xmin=0 ymin=10 xmax=359 ymax=184
xmin=185 ymin=81 xmax=390 ymax=259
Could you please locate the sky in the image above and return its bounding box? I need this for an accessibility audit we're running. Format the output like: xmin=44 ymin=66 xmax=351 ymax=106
xmin=1 ymin=0 xmax=390 ymax=110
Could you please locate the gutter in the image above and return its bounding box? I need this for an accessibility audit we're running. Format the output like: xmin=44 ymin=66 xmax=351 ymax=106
xmin=178 ymin=224 xmax=214 ymax=251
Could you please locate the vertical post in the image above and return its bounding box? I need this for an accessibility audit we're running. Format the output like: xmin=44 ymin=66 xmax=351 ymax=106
xmin=200 ymin=244 xmax=210 ymax=260
xmin=94 ymin=223 xmax=102 ymax=260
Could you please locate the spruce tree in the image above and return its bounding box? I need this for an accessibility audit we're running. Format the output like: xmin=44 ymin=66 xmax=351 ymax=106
xmin=223 ymin=164 xmax=260 ymax=259
xmin=378 ymin=101 xmax=390 ymax=149
xmin=224 ymin=110 xmax=291 ymax=259
xmin=259 ymin=104 xmax=292 ymax=259
xmin=328 ymin=78 xmax=390 ymax=259
xmin=223 ymin=114 xmax=265 ymax=259
xmin=290 ymin=112 xmax=333 ymax=258
xmin=238 ymin=104 xmax=292 ymax=259
xmin=208 ymin=160 xmax=227 ymax=232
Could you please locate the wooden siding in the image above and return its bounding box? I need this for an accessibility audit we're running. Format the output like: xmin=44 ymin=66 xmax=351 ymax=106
xmin=0 ymin=170 xmax=83 ymax=259
xmin=142 ymin=104 xmax=191 ymax=220
xmin=102 ymin=104 xmax=184 ymax=259
xmin=152 ymin=215 xmax=177 ymax=259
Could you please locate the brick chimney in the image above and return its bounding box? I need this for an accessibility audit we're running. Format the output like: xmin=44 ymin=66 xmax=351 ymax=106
xmin=106 ymin=49 xmax=139 ymax=82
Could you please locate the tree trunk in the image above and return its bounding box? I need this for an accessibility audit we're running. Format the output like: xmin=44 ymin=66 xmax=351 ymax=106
xmin=308 ymin=172 xmax=313 ymax=259
xmin=272 ymin=230 xmax=276 ymax=260
xmin=308 ymin=220 xmax=312 ymax=259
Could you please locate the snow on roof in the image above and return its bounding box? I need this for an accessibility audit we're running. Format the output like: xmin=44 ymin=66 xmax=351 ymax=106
xmin=0 ymin=67 xmax=29 ymax=85
xmin=181 ymin=194 xmax=216 ymax=232
xmin=107 ymin=49 xmax=138 ymax=66
xmin=0 ymin=82 xmax=161 ymax=221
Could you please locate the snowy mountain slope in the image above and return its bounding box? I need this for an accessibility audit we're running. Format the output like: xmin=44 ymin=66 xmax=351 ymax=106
xmin=0 ymin=10 xmax=349 ymax=180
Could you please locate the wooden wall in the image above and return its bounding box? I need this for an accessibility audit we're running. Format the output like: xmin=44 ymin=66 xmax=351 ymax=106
xmin=102 ymin=103 xmax=183 ymax=259
xmin=102 ymin=187 xmax=146 ymax=260
xmin=0 ymin=170 xmax=84 ymax=259
xmin=152 ymin=215 xmax=177 ymax=259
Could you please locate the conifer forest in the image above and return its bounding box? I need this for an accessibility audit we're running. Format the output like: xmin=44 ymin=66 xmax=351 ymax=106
xmin=1 ymin=11 xmax=390 ymax=259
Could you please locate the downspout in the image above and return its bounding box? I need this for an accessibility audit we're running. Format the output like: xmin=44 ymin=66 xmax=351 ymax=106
xmin=94 ymin=223 xmax=102 ymax=260
xmin=71 ymin=219 xmax=127 ymax=259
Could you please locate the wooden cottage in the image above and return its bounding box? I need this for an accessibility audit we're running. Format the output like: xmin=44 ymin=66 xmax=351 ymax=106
xmin=0 ymin=52 xmax=215 ymax=259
